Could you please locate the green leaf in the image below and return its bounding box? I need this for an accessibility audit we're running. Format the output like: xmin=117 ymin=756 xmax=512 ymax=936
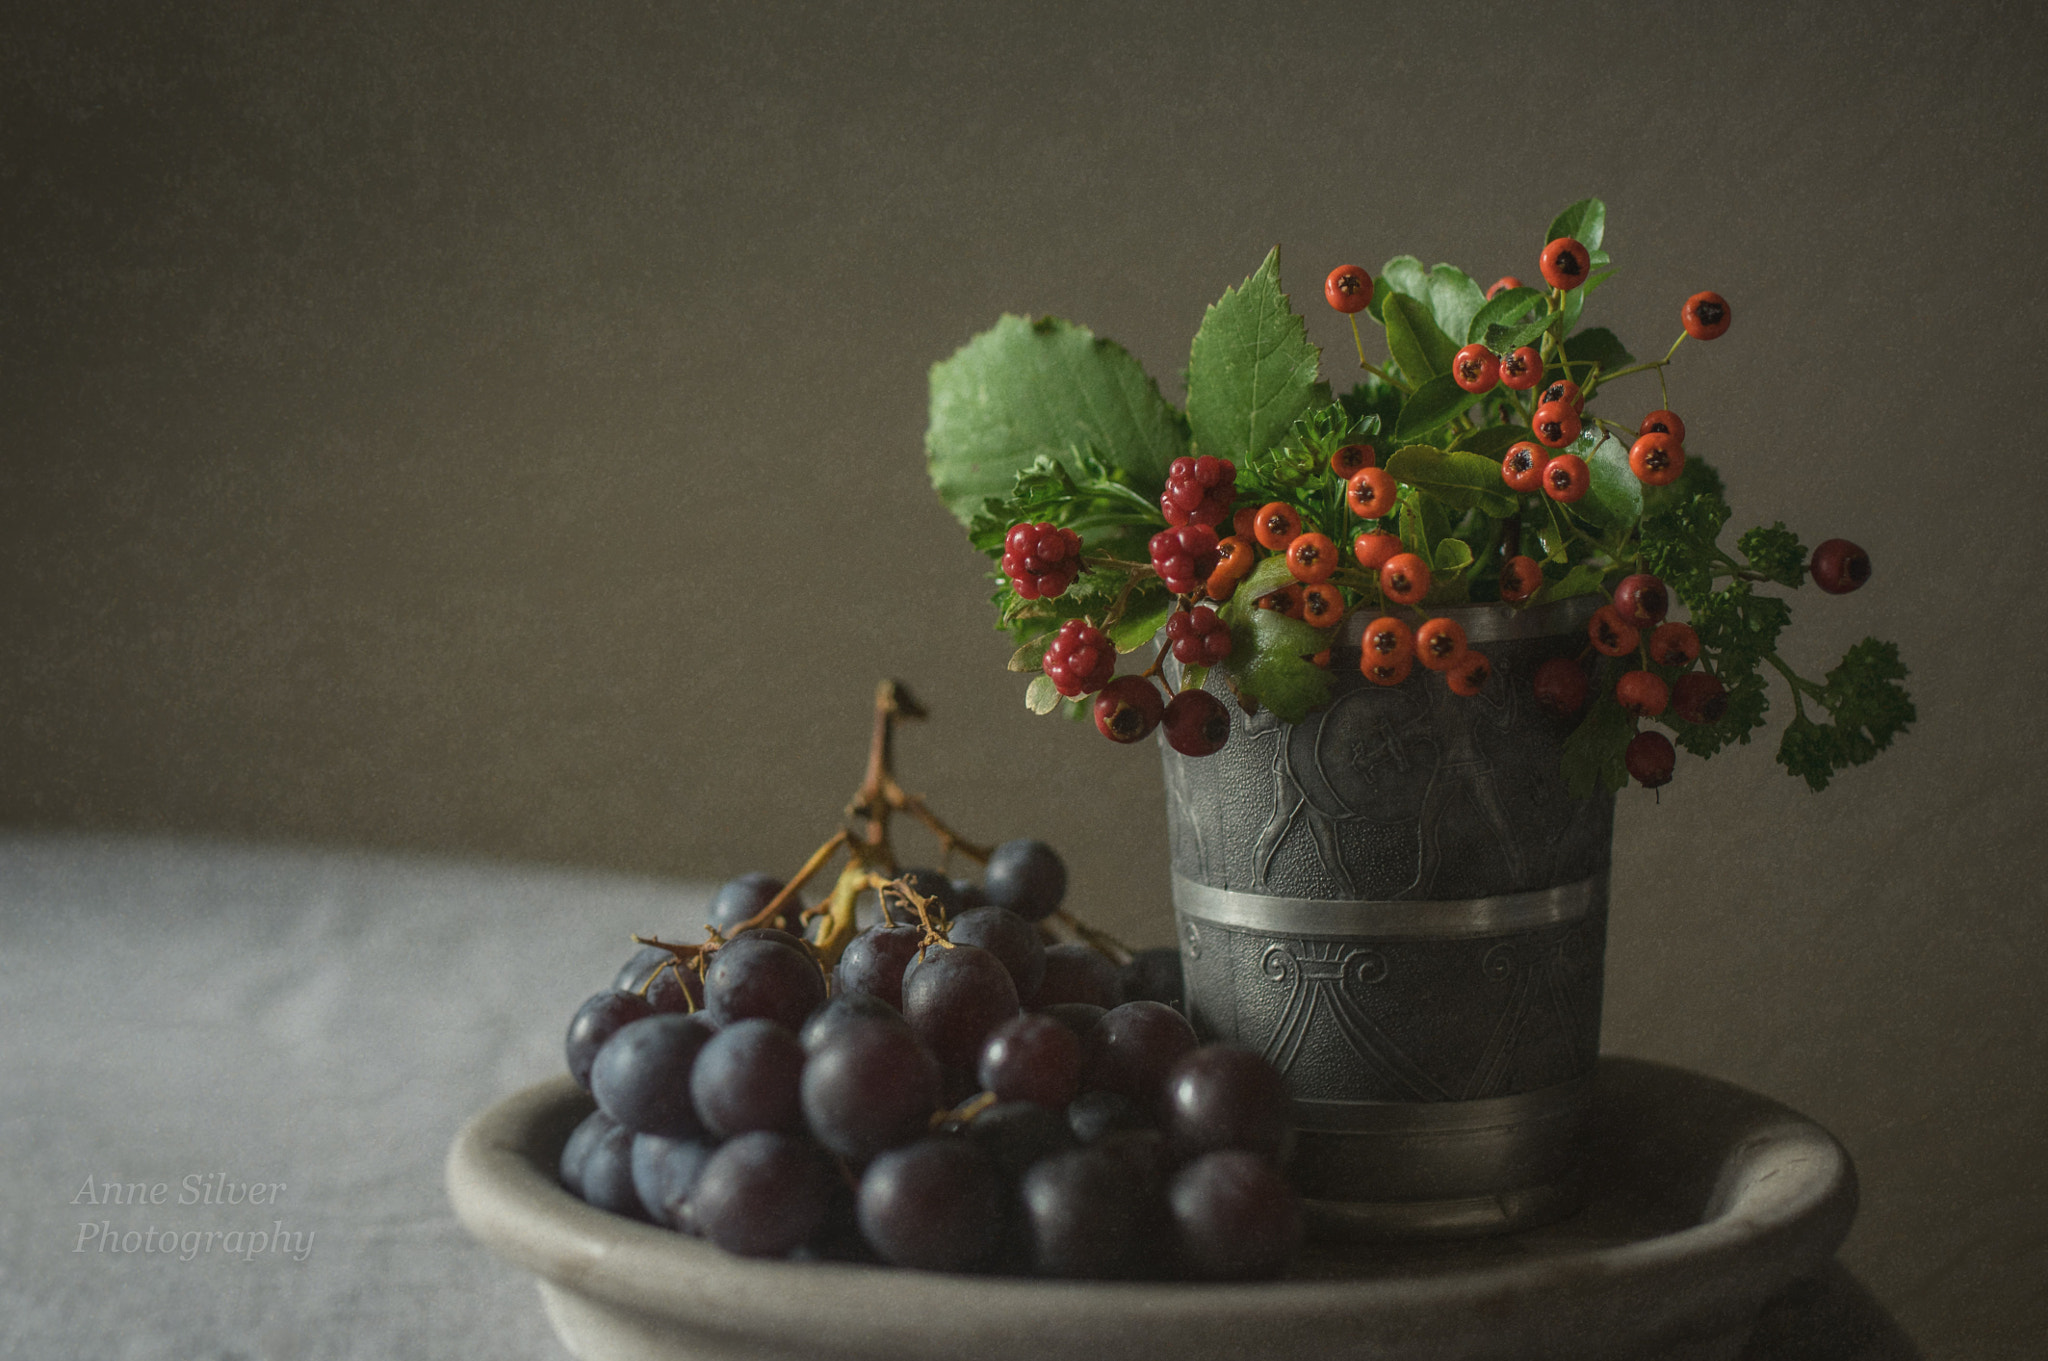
xmin=1481 ymin=313 xmax=1555 ymax=357
xmin=1393 ymin=372 xmax=1481 ymax=441
xmin=1008 ymin=635 xmax=1051 ymax=671
xmin=1539 ymin=562 xmax=1608 ymax=603
xmin=1575 ymin=434 xmax=1644 ymax=532
xmin=1385 ymin=444 xmax=1518 ymax=517
xmin=1558 ymin=284 xmax=1588 ymax=337
xmin=1431 ymin=537 xmax=1474 ymax=573
xmin=1452 ymin=423 xmax=1531 ymax=460
xmin=1465 ymin=287 xmax=1545 ymax=345
xmin=1560 ymin=326 xmax=1633 ymax=375
xmin=1737 ymin=523 xmax=1807 ymax=589
xmin=1383 ymin=293 xmax=1459 ymax=383
xmin=1186 ymin=248 xmax=1327 ymax=463
xmin=1106 ymin=593 xmax=1174 ymax=652
xmin=1180 ymin=664 xmax=1210 ymax=692
xmin=1560 ymin=682 xmax=1633 ymax=797
xmin=1025 ymin=674 xmax=1062 ymax=714
xmin=1546 ymin=199 xmax=1607 ymax=251
xmin=1230 ymin=552 xmax=1298 ymax=601
xmin=965 ymin=450 xmax=1163 ymax=556
xmin=1379 ymin=255 xmax=1428 ymax=303
xmin=1427 ymin=266 xmax=1487 ymax=348
xmin=928 ymin=315 xmax=1187 ymax=525
xmin=1222 ymin=606 xmax=1334 ymax=724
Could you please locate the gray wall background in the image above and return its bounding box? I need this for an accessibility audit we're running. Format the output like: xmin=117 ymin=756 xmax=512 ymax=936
xmin=3 ymin=2 xmax=2042 ymax=1355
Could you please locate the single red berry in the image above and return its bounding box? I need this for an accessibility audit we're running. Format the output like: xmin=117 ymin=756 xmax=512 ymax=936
xmin=1531 ymin=400 xmax=1582 ymax=449
xmin=1615 ymin=670 xmax=1671 ymax=717
xmin=1149 ymin=524 xmax=1222 ymax=596
xmin=1253 ymin=583 xmax=1306 ymax=619
xmin=1252 ymin=502 xmax=1303 ymax=551
xmin=1002 ymin=522 xmax=1083 ymax=600
xmin=1379 ymin=553 xmax=1431 ymax=605
xmin=1499 ymin=346 xmax=1544 ymax=391
xmin=1612 ymin=573 xmax=1669 ymax=628
xmin=1447 ymin=650 xmax=1493 ymax=697
xmin=1299 ymin=583 xmax=1344 ymax=628
xmin=1359 ymin=615 xmax=1415 ymax=666
xmin=1681 ymin=291 xmax=1731 ymax=340
xmin=1330 ymin=443 xmax=1374 ymax=478
xmin=1532 ymin=656 xmax=1589 ymax=715
xmin=1626 ymin=731 xmax=1676 ymax=788
xmin=1231 ymin=506 xmax=1259 ymax=541
xmin=1452 ymin=343 xmax=1500 ymax=393
xmin=1672 ymin=671 xmax=1730 ymax=724
xmin=1310 ymin=649 xmax=1332 ymax=668
xmin=1203 ymin=568 xmax=1241 ymax=603
xmin=1345 ymin=467 xmax=1398 ymax=520
xmin=1501 ymin=441 xmax=1547 ymax=494
xmin=1588 ymin=604 xmax=1640 ymax=658
xmin=1648 ymin=621 xmax=1701 ymax=668
xmin=1362 ymin=653 xmax=1413 ymax=687
xmin=1639 ymin=409 xmax=1687 ymax=442
xmin=1286 ymin=533 xmax=1339 ymax=585
xmin=1093 ymin=676 xmax=1166 ymax=743
xmin=1809 ymin=539 xmax=1871 ymax=594
xmin=1325 ymin=265 xmax=1373 ymax=314
xmin=1627 ymin=432 xmax=1686 ymax=487
xmin=1211 ymin=535 xmax=1255 ymax=581
xmin=1353 ymin=531 xmax=1402 ymax=570
xmin=1163 ymin=689 xmax=1230 ymax=757
xmin=1166 ymin=606 xmax=1234 ymax=666
xmin=1414 ymin=617 xmax=1469 ymax=671
xmin=1538 ymin=378 xmax=1584 ymax=412
xmin=1161 ymin=456 xmax=1237 ymax=528
xmin=1500 ymin=555 xmax=1543 ymax=604
xmin=1486 ymin=276 xmax=1525 ymax=300
xmin=1540 ymin=237 xmax=1592 ymax=291
xmin=1042 ymin=620 xmax=1118 ymax=697
xmin=1543 ymin=453 xmax=1590 ymax=502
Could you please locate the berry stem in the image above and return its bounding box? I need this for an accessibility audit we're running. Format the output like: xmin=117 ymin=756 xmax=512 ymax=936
xmin=1042 ymin=908 xmax=1134 ymax=966
xmin=747 ymin=827 xmax=850 ymax=934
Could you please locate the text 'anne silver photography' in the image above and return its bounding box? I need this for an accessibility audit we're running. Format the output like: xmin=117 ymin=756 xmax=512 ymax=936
xmin=69 ymin=1173 xmax=315 ymax=1262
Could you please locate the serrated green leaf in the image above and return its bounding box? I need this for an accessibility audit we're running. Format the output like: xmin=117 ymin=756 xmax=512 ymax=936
xmin=1546 ymin=199 xmax=1607 ymax=251
xmin=1393 ymin=372 xmax=1482 ymax=441
xmin=1427 ymin=265 xmax=1487 ymax=348
xmin=1431 ymin=537 xmax=1474 ymax=573
xmin=1383 ymin=293 xmax=1459 ymax=384
xmin=928 ymin=315 xmax=1187 ymax=525
xmin=1465 ymin=287 xmax=1545 ymax=344
xmin=1025 ymin=674 xmax=1062 ymax=714
xmin=1560 ymin=326 xmax=1633 ymax=375
xmin=1379 ymin=255 xmax=1429 ymax=304
xmin=1574 ymin=434 xmax=1644 ymax=532
xmin=1482 ymin=314 xmax=1555 ymax=357
xmin=1008 ymin=635 xmax=1051 ymax=671
xmin=1385 ymin=444 xmax=1519 ymax=517
xmin=1106 ymin=594 xmax=1174 ymax=652
xmin=1186 ymin=248 xmax=1326 ymax=464
xmin=1452 ymin=423 xmax=1532 ymax=460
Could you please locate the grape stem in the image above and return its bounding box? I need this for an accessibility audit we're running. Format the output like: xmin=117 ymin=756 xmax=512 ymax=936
xmin=1043 ymin=908 xmax=1134 ymax=966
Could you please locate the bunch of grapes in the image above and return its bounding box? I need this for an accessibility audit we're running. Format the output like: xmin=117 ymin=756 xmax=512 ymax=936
xmin=556 ymin=842 xmax=1303 ymax=1280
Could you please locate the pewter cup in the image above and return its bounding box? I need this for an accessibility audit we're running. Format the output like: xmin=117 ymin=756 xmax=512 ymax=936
xmin=1161 ymin=595 xmax=1613 ymax=1238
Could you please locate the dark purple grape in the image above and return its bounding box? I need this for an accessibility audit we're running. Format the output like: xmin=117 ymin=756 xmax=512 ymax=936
xmin=589 ymin=1013 xmax=718 ymax=1137
xmin=1035 ymin=944 xmax=1122 ymax=1009
xmin=709 ymin=872 xmax=804 ymax=935
xmin=689 ymin=1018 xmax=806 ymax=1139
xmin=856 ymin=1138 xmax=1005 ymax=1271
xmin=690 ymin=1132 xmax=832 ymax=1257
xmin=799 ymin=992 xmax=904 ymax=1053
xmin=1118 ymin=947 xmax=1184 ymax=1010
xmin=1164 ymin=1044 xmax=1293 ymax=1163
xmin=949 ymin=878 xmax=990 ymax=910
xmin=886 ymin=867 xmax=963 ymax=919
xmin=703 ymin=933 xmax=827 ymax=1031
xmin=578 ymin=1119 xmax=651 ymax=1221
xmin=1020 ymin=1148 xmax=1155 ymax=1278
xmin=733 ymin=926 xmax=812 ymax=954
xmin=629 ymin=1132 xmax=714 ymax=1229
xmin=1035 ymin=1001 xmax=1107 ymax=1040
xmin=903 ymin=944 xmax=1021 ymax=1074
xmin=801 ymin=1018 xmax=943 ymax=1162
xmin=1066 ymin=1090 xmax=1148 ymax=1145
xmin=833 ymin=924 xmax=924 ymax=1011
xmin=613 ymin=946 xmax=705 ymax=1014
xmin=947 ymin=905 xmax=1046 ymax=1001
xmin=978 ymin=1012 xmax=1082 ymax=1109
xmin=566 ymin=990 xmax=654 ymax=1091
xmin=558 ymin=1108 xmax=616 ymax=1197
xmin=1083 ymin=1001 xmax=1198 ymax=1111
xmin=964 ymin=1101 xmax=1074 ymax=1178
xmin=1095 ymin=1127 xmax=1175 ymax=1192
xmin=982 ymin=839 xmax=1067 ymax=921
xmin=1169 ymin=1150 xmax=1302 ymax=1279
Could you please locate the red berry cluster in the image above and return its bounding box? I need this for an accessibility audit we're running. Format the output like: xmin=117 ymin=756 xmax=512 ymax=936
xmin=1161 ymin=456 xmax=1235 ymax=528
xmin=1042 ymin=620 xmax=1116 ymax=698
xmin=1149 ymin=525 xmax=1221 ymax=596
xmin=1165 ymin=606 xmax=1232 ymax=665
xmin=1003 ymin=523 xmax=1084 ymax=600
